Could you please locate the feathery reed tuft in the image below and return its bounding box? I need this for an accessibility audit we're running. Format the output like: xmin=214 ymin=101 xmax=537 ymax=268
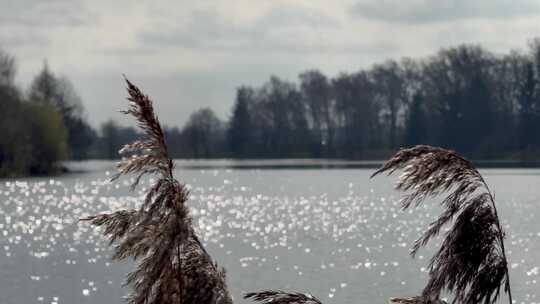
xmin=372 ymin=145 xmax=512 ymax=304
xmin=244 ymin=290 xmax=322 ymax=304
xmin=389 ymin=296 xmax=448 ymax=304
xmin=81 ymin=78 xmax=232 ymax=304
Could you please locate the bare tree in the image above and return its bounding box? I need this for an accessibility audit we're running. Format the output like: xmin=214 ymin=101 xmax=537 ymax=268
xmin=300 ymin=70 xmax=334 ymax=157
xmin=0 ymin=47 xmax=16 ymax=86
xmin=182 ymin=108 xmax=225 ymax=158
xmin=371 ymin=60 xmax=407 ymax=149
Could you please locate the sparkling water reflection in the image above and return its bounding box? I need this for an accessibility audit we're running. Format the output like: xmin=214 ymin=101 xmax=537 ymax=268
xmin=0 ymin=161 xmax=539 ymax=303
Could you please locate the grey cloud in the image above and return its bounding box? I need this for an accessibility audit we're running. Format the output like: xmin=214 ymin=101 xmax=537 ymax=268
xmin=137 ymin=10 xmax=255 ymax=49
xmin=137 ymin=5 xmax=343 ymax=53
xmin=0 ymin=0 xmax=96 ymax=27
xmin=256 ymin=6 xmax=341 ymax=29
xmin=139 ymin=9 xmax=258 ymax=49
xmin=0 ymin=31 xmax=49 ymax=47
xmin=350 ymin=0 xmax=540 ymax=24
xmin=0 ymin=0 xmax=97 ymax=50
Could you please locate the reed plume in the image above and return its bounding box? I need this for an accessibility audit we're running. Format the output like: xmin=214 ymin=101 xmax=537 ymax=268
xmin=82 ymin=78 xmax=232 ymax=304
xmin=372 ymin=145 xmax=512 ymax=304
xmin=244 ymin=290 xmax=322 ymax=304
xmin=388 ymin=296 xmax=447 ymax=304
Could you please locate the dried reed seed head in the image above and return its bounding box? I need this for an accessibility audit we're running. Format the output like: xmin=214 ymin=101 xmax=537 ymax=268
xmin=244 ymin=290 xmax=323 ymax=304
xmin=82 ymin=78 xmax=232 ymax=304
xmin=373 ymin=145 xmax=511 ymax=304
xmin=389 ymin=296 xmax=448 ymax=304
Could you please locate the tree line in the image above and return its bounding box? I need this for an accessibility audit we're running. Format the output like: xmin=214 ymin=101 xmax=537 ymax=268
xmin=107 ymin=39 xmax=540 ymax=160
xmin=226 ymin=39 xmax=540 ymax=159
xmin=1 ymin=38 xmax=540 ymax=175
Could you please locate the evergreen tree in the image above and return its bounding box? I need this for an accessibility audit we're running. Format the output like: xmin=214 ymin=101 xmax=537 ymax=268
xmin=228 ymin=87 xmax=253 ymax=158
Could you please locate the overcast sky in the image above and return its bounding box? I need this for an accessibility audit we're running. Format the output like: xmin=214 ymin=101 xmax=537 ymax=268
xmin=2 ymin=0 xmax=540 ymax=128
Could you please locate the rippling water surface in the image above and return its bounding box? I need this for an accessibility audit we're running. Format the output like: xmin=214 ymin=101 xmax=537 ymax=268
xmin=1 ymin=160 xmax=539 ymax=304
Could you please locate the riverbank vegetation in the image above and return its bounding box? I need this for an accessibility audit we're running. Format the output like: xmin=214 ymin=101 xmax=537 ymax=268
xmin=2 ymin=37 xmax=540 ymax=176
xmin=0 ymin=51 xmax=71 ymax=176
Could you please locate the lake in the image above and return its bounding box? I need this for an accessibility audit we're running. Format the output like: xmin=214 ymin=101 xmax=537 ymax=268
xmin=1 ymin=160 xmax=539 ymax=304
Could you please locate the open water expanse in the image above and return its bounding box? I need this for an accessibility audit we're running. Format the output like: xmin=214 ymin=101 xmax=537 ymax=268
xmin=1 ymin=160 xmax=540 ymax=304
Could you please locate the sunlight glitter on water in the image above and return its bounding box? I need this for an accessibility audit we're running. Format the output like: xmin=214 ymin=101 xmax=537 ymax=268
xmin=0 ymin=167 xmax=539 ymax=303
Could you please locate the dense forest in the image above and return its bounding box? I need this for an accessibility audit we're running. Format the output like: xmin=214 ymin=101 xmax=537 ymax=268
xmin=1 ymin=38 xmax=540 ymax=175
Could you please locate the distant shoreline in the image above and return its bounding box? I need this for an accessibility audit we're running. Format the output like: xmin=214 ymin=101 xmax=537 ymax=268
xmin=62 ymin=158 xmax=540 ymax=172
xmin=4 ymin=159 xmax=540 ymax=179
